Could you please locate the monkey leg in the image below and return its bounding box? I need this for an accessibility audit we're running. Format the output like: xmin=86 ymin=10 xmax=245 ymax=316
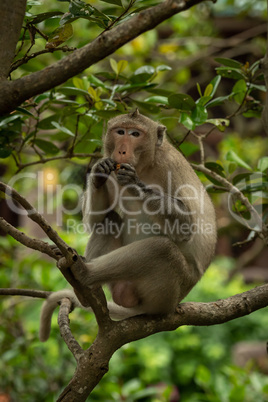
xmin=77 ymin=236 xmax=200 ymax=314
xmin=85 ymin=210 xmax=123 ymax=260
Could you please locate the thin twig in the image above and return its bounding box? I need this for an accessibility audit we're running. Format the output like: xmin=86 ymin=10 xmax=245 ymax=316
xmin=58 ymin=297 xmax=84 ymax=361
xmin=15 ymin=152 xmax=102 ymax=174
xmin=10 ymin=46 xmax=76 ymax=73
xmin=0 ymin=216 xmax=58 ymax=259
xmin=192 ymin=164 xmax=268 ymax=244
xmin=0 ymin=288 xmax=51 ymax=298
xmin=0 ymin=181 xmax=70 ymax=255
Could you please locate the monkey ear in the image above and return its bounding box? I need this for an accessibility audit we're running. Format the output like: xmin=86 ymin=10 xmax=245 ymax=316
xmin=129 ymin=108 xmax=140 ymax=118
xmin=156 ymin=125 xmax=166 ymax=146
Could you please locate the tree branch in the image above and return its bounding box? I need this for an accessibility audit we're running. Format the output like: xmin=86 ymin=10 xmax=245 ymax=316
xmin=0 ymin=216 xmax=59 ymax=259
xmin=191 ymin=164 xmax=268 ymax=244
xmin=58 ymin=297 xmax=84 ymax=361
xmin=14 ymin=152 xmax=102 ymax=174
xmin=0 ymin=288 xmax=50 ymax=298
xmin=0 ymin=0 xmax=209 ymax=115
xmin=56 ymin=282 xmax=268 ymax=402
xmin=0 ymin=181 xmax=71 ymax=256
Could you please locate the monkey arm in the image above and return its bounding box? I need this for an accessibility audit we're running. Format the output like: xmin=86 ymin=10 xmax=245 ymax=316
xmin=82 ymin=158 xmax=117 ymax=227
xmin=117 ymin=163 xmax=193 ymax=228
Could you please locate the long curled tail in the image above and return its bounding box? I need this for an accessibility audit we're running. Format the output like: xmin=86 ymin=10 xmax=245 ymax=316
xmin=39 ymin=290 xmax=144 ymax=342
xmin=39 ymin=290 xmax=78 ymax=342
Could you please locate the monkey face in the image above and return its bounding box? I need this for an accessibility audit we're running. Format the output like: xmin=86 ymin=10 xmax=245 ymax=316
xmin=104 ymin=111 xmax=167 ymax=170
xmin=108 ymin=127 xmax=146 ymax=166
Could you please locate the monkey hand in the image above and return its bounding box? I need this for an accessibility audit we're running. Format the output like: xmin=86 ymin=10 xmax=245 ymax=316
xmin=116 ymin=163 xmax=144 ymax=189
xmin=91 ymin=158 xmax=116 ymax=188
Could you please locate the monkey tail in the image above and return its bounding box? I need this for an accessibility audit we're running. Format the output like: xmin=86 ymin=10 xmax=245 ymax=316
xmin=39 ymin=289 xmax=78 ymax=342
xmin=39 ymin=291 xmax=144 ymax=342
xmin=107 ymin=302 xmax=144 ymax=320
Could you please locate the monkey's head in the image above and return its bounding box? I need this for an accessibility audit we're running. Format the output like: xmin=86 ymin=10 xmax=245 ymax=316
xmin=104 ymin=109 xmax=166 ymax=169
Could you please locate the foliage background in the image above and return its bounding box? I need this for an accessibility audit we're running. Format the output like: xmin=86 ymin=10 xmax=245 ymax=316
xmin=0 ymin=0 xmax=268 ymax=400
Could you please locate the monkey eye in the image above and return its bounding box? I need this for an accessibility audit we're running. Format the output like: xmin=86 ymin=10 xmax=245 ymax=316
xmin=117 ymin=129 xmax=125 ymax=135
xmin=129 ymin=130 xmax=141 ymax=137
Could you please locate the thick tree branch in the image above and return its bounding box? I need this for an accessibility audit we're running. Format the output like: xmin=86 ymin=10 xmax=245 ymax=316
xmin=0 ymin=0 xmax=27 ymax=80
xmin=0 ymin=0 xmax=209 ymax=115
xmin=56 ymin=283 xmax=268 ymax=401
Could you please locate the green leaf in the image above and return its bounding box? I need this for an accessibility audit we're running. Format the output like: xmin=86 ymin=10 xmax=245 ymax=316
xmin=88 ymin=75 xmax=109 ymax=89
xmin=204 ymin=83 xmax=213 ymax=97
xmin=206 ymin=118 xmax=229 ymax=132
xmin=205 ymin=162 xmax=226 ymax=177
xmin=69 ymin=0 xmax=94 ymax=18
xmin=156 ymin=65 xmax=172 ymax=72
xmin=117 ymin=60 xmax=128 ymax=75
xmin=110 ymin=58 xmax=118 ymax=75
xmin=191 ymin=105 xmax=208 ymax=125
xmin=0 ymin=115 xmax=20 ymax=128
xmin=232 ymin=173 xmax=252 ymax=186
xmin=216 ymin=67 xmax=245 ymax=81
xmin=0 ymin=147 xmax=12 ymax=158
xmin=215 ymin=58 xmax=243 ymax=69
xmin=258 ymin=157 xmax=268 ymax=172
xmin=34 ymin=139 xmax=60 ymax=155
xmin=34 ymin=93 xmax=51 ymax=103
xmin=131 ymin=66 xmax=156 ymax=83
xmin=74 ymin=138 xmax=102 ymax=154
xmin=206 ymin=96 xmax=230 ymax=108
xmin=179 ymin=113 xmax=195 ymax=130
xmin=27 ymin=11 xmax=64 ymax=24
xmin=133 ymin=100 xmax=160 ymax=114
xmin=209 ymin=75 xmax=221 ymax=96
xmin=250 ymin=83 xmax=266 ymax=92
xmin=196 ymin=96 xmax=212 ymax=107
xmin=73 ymin=77 xmax=84 ymax=90
xmin=227 ymin=161 xmax=237 ymax=174
xmin=15 ymin=107 xmax=36 ymax=117
xmin=196 ymin=83 xmax=202 ymax=97
xmin=168 ymin=93 xmax=195 ymax=111
xmin=99 ymin=0 xmax=122 ymax=6
xmin=46 ymin=23 xmax=73 ymax=48
xmin=226 ymin=150 xmax=253 ymax=171
xmin=232 ymin=79 xmax=247 ymax=104
xmin=58 ymin=86 xmax=89 ymax=97
xmin=51 ymin=121 xmax=75 ymax=136
xmin=144 ymin=96 xmax=169 ymax=105
xmin=38 ymin=115 xmax=57 ymax=130
xmin=134 ymin=65 xmax=155 ymax=76
xmin=243 ymin=106 xmax=262 ymax=118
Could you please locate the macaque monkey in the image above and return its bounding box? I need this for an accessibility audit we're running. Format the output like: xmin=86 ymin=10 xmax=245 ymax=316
xmin=39 ymin=109 xmax=216 ymax=341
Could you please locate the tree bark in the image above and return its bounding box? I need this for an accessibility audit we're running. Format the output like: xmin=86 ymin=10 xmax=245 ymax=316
xmin=0 ymin=0 xmax=27 ymax=80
